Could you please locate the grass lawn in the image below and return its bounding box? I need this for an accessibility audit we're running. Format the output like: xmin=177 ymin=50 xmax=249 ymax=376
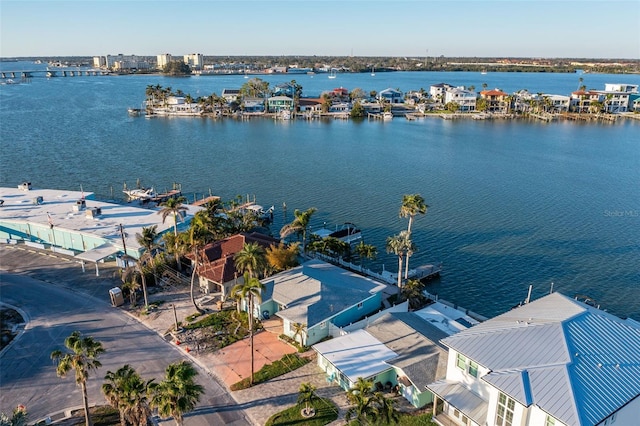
xmin=265 ymin=398 xmax=338 ymax=426
xmin=347 ymin=412 xmax=437 ymax=426
xmin=230 ymin=353 xmax=310 ymax=391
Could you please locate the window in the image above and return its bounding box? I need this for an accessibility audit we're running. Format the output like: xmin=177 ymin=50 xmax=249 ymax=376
xmin=545 ymin=415 xmax=556 ymax=426
xmin=357 ymin=302 xmax=363 ymax=309
xmin=468 ymin=361 xmax=478 ymax=378
xmin=496 ymin=393 xmax=515 ymax=426
xmin=456 ymin=354 xmax=467 ymax=370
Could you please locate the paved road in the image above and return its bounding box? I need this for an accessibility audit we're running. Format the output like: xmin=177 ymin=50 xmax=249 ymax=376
xmin=0 ymin=270 xmax=251 ymax=425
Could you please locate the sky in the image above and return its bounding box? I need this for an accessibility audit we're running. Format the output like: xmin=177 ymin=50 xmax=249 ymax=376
xmin=1 ymin=0 xmax=639 ymax=59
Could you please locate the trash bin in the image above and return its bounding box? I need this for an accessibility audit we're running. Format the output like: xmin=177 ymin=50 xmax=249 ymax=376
xmin=109 ymin=287 xmax=124 ymax=307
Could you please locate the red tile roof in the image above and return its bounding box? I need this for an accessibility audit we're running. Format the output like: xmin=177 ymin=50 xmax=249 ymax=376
xmin=196 ymin=233 xmax=279 ymax=284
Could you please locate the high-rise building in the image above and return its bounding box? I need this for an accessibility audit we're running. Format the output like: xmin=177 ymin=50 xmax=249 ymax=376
xmin=183 ymin=53 xmax=204 ymax=70
xmin=157 ymin=53 xmax=172 ymax=69
xmin=93 ymin=56 xmax=107 ymax=68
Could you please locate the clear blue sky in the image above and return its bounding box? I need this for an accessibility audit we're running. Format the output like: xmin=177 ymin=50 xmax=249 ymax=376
xmin=1 ymin=0 xmax=639 ymax=58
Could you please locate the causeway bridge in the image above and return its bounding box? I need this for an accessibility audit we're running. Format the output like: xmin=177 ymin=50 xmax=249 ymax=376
xmin=1 ymin=69 xmax=110 ymax=79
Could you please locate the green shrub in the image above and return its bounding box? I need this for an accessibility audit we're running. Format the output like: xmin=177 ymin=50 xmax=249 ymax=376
xmin=265 ymin=397 xmax=338 ymax=426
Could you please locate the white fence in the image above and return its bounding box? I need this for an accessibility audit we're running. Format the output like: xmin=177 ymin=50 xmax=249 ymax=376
xmin=329 ymin=301 xmax=409 ymax=338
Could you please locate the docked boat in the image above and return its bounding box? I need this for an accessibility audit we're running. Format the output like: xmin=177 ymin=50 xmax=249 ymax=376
xmin=123 ymin=186 xmax=156 ymax=201
xmin=242 ymin=203 xmax=275 ymax=222
xmin=383 ymin=111 xmax=393 ymax=120
xmin=313 ymin=222 xmax=362 ymax=244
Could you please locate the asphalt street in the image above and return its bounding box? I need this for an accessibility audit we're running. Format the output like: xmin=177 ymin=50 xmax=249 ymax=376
xmin=0 ymin=265 xmax=251 ymax=425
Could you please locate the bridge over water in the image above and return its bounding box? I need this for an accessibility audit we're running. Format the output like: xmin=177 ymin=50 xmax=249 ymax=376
xmin=1 ymin=69 xmax=110 ymax=79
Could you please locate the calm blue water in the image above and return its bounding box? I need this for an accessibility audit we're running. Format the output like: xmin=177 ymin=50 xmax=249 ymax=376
xmin=1 ymin=62 xmax=639 ymax=320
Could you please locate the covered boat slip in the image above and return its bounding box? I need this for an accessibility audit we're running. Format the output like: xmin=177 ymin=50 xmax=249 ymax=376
xmin=75 ymin=242 xmax=120 ymax=276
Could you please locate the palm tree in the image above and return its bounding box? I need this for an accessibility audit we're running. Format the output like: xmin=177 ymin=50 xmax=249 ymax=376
xmin=187 ymin=211 xmax=215 ymax=314
xmin=135 ymin=225 xmax=158 ymax=309
xmin=297 ymin=382 xmax=317 ymax=417
xmin=355 ymin=241 xmax=378 ymax=270
xmin=102 ymin=364 xmax=154 ymax=426
xmin=0 ymin=406 xmax=28 ymax=426
xmin=373 ymin=391 xmax=400 ymax=424
xmin=149 ymin=361 xmax=204 ymax=426
xmin=399 ymin=194 xmax=428 ymax=279
xmin=121 ymin=267 xmax=141 ymax=306
xmin=51 ymin=331 xmax=105 ymax=426
xmin=291 ymin=322 xmax=307 ymax=346
xmin=234 ymin=242 xmax=267 ymax=279
xmin=280 ymin=207 xmax=317 ymax=257
xmin=386 ymin=232 xmax=411 ymax=289
xmin=230 ymin=273 xmax=265 ymax=386
xmin=158 ymin=196 xmax=188 ymax=239
xmin=402 ymin=278 xmax=427 ymax=310
xmin=345 ymin=378 xmax=377 ymax=425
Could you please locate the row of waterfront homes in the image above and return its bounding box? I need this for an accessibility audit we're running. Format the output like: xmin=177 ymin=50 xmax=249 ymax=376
xmin=145 ymin=82 xmax=640 ymax=116
xmin=2 ymin=185 xmax=639 ymax=426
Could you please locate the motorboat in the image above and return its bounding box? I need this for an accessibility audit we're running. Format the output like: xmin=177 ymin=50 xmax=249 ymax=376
xmin=313 ymin=222 xmax=362 ymax=244
xmin=242 ymin=203 xmax=275 ymax=222
xmin=383 ymin=111 xmax=393 ymax=120
xmin=123 ymin=187 xmax=156 ymax=201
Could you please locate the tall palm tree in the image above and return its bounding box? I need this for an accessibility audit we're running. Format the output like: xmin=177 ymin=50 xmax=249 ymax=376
xmin=102 ymin=364 xmax=154 ymax=426
xmin=399 ymin=194 xmax=428 ymax=278
xmin=187 ymin=211 xmax=215 ymax=314
xmin=51 ymin=331 xmax=105 ymax=426
xmin=386 ymin=232 xmax=411 ymax=289
xmin=135 ymin=225 xmax=158 ymax=309
xmin=149 ymin=361 xmax=204 ymax=426
xmin=230 ymin=273 xmax=265 ymax=386
xmin=280 ymin=207 xmax=317 ymax=257
xmin=158 ymin=196 xmax=188 ymax=239
xmin=402 ymin=278 xmax=427 ymax=310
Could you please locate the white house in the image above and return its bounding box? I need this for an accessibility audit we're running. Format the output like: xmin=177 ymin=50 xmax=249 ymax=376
xmin=428 ymin=292 xmax=640 ymax=426
xmin=541 ymin=94 xmax=571 ymax=112
xmin=444 ymin=87 xmax=477 ymax=112
xmin=430 ymin=83 xmax=454 ymax=105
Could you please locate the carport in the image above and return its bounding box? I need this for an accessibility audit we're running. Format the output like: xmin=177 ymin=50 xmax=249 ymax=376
xmin=76 ymin=242 xmax=120 ymax=276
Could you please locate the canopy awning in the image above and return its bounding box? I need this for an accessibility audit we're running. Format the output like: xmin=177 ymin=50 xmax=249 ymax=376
xmin=76 ymin=242 xmax=120 ymax=263
xmin=428 ymin=380 xmax=489 ymax=425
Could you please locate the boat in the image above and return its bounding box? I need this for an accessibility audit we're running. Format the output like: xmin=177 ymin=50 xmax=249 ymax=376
xmin=313 ymin=222 xmax=362 ymax=244
xmin=371 ymin=66 xmax=375 ymax=77
xmin=328 ymin=69 xmax=337 ymax=79
xmin=481 ymin=70 xmax=487 ymax=75
xmin=240 ymin=203 xmax=275 ymax=222
xmin=123 ymin=186 xmax=157 ymax=201
xmin=127 ymin=107 xmax=144 ymax=116
xmin=383 ymin=111 xmax=393 ymax=120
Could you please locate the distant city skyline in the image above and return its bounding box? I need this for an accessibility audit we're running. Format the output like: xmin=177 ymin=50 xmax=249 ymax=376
xmin=1 ymin=0 xmax=639 ymax=59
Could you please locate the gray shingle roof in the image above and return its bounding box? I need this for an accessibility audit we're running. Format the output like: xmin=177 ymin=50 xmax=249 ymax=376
xmin=366 ymin=312 xmax=449 ymax=390
xmin=442 ymin=292 xmax=640 ymax=426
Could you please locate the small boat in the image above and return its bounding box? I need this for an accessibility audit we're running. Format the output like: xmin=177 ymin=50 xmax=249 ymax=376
xmin=241 ymin=204 xmax=275 ymax=222
xmin=123 ymin=187 xmax=156 ymax=201
xmin=481 ymin=70 xmax=487 ymax=75
xmin=328 ymin=69 xmax=337 ymax=79
xmin=371 ymin=66 xmax=375 ymax=77
xmin=383 ymin=111 xmax=393 ymax=121
xmin=313 ymin=222 xmax=362 ymax=244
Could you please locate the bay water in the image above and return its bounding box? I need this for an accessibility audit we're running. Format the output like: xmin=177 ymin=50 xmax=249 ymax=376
xmin=1 ymin=62 xmax=639 ymax=320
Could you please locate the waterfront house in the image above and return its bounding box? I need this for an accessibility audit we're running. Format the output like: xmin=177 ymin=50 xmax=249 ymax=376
xmin=430 ymin=83 xmax=454 ymax=105
xmin=444 ymin=87 xmax=477 ymax=112
xmin=221 ymin=88 xmax=241 ymax=103
xmin=541 ymin=94 xmax=570 ymax=112
xmin=257 ymin=259 xmax=386 ymax=346
xmin=479 ymin=89 xmax=509 ymax=113
xmin=314 ymin=302 xmax=477 ymax=408
xmin=242 ymin=97 xmax=265 ymax=113
xmin=379 ymin=88 xmax=404 ymax=104
xmin=298 ymin=98 xmax=323 ymax=113
xmin=192 ymin=233 xmax=278 ymax=298
xmin=629 ymin=94 xmax=640 ymax=112
xmin=267 ymin=95 xmax=294 ymax=112
xmin=329 ymin=101 xmax=352 ymax=113
xmin=273 ymin=82 xmax=296 ymax=97
xmin=570 ymin=90 xmax=602 ymax=113
xmin=596 ymin=84 xmax=638 ymax=113
xmin=427 ymin=292 xmax=640 ymax=426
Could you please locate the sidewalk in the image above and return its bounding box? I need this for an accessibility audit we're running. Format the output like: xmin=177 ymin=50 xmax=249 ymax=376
xmin=0 ymin=244 xmax=353 ymax=425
